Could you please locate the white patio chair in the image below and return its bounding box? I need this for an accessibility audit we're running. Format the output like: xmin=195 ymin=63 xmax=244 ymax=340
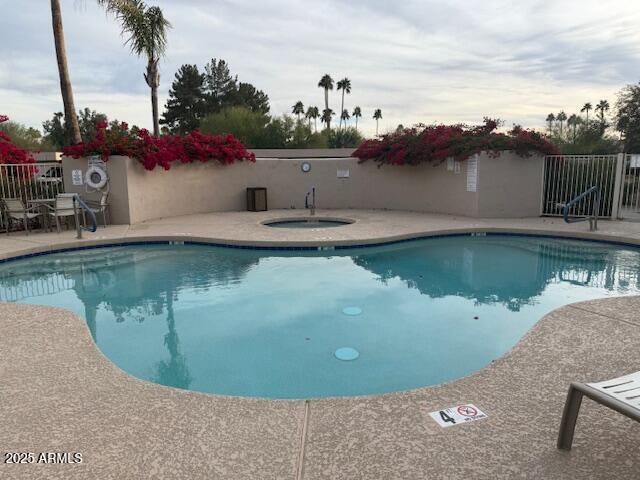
xmin=83 ymin=192 xmax=109 ymax=227
xmin=1 ymin=197 xmax=42 ymax=235
xmin=557 ymin=370 xmax=640 ymax=450
xmin=47 ymin=193 xmax=78 ymax=233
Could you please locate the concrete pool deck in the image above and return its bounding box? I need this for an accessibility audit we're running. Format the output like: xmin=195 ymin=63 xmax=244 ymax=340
xmin=1 ymin=209 xmax=640 ymax=479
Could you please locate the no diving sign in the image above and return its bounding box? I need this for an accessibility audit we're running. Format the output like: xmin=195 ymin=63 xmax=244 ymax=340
xmin=429 ymin=404 xmax=487 ymax=428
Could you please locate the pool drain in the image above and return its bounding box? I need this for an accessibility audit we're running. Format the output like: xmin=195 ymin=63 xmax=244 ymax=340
xmin=335 ymin=347 xmax=359 ymax=361
xmin=342 ymin=306 xmax=362 ymax=316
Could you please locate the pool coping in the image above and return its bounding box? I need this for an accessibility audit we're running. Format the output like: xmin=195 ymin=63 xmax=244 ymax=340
xmin=3 ymin=225 xmax=640 ymax=264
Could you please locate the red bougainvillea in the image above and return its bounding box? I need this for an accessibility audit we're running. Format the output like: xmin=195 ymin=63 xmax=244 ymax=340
xmin=0 ymin=115 xmax=36 ymax=166
xmin=63 ymin=121 xmax=256 ymax=171
xmin=353 ymin=118 xmax=559 ymax=166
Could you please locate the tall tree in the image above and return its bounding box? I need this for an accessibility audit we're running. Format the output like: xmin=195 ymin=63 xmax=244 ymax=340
xmin=233 ymin=82 xmax=270 ymax=114
xmin=581 ymin=102 xmax=592 ymax=123
xmin=567 ymin=114 xmax=579 ymax=141
xmin=204 ymin=59 xmax=237 ymax=112
xmin=104 ymin=0 xmax=171 ymax=136
xmin=340 ymin=109 xmax=350 ymax=128
xmin=43 ymin=112 xmax=68 ymax=150
xmin=317 ymin=74 xmax=334 ymax=128
xmin=321 ymin=108 xmax=334 ymax=131
xmin=352 ymin=106 xmax=362 ymax=131
xmin=336 ymin=77 xmax=351 ymax=129
xmin=556 ymin=111 xmax=567 ymax=137
xmin=160 ymin=64 xmax=206 ymax=134
xmin=595 ymin=99 xmax=610 ymax=130
xmin=78 ymin=108 xmax=109 ymax=140
xmin=306 ymin=106 xmax=319 ymax=132
xmin=546 ymin=113 xmax=555 ymax=134
xmin=615 ymin=83 xmax=640 ymax=152
xmin=44 ymin=108 xmax=110 ymax=149
xmin=373 ymin=108 xmax=382 ymax=135
xmin=50 ymin=0 xmax=82 ymax=144
xmin=292 ymin=101 xmax=304 ymax=121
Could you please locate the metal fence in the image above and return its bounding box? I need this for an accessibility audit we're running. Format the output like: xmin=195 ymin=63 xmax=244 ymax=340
xmin=541 ymin=154 xmax=623 ymax=218
xmin=0 ymin=162 xmax=65 ymax=229
xmin=619 ymin=154 xmax=640 ymax=221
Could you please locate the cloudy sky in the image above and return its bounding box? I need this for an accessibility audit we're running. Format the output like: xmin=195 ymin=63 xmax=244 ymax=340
xmin=1 ymin=0 xmax=640 ymax=136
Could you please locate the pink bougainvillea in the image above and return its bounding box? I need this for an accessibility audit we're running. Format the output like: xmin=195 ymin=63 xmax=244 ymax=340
xmin=353 ymin=118 xmax=559 ymax=166
xmin=0 ymin=115 xmax=36 ymax=166
xmin=63 ymin=122 xmax=255 ymax=171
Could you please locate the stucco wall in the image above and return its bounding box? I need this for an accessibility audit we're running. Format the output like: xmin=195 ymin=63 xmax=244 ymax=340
xmin=476 ymin=153 xmax=545 ymax=217
xmin=62 ymin=152 xmax=544 ymax=224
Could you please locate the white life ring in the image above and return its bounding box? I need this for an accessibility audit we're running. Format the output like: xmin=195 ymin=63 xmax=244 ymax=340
xmin=85 ymin=166 xmax=108 ymax=190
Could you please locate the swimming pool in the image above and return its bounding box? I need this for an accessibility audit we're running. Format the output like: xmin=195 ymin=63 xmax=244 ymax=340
xmin=1 ymin=234 xmax=639 ymax=399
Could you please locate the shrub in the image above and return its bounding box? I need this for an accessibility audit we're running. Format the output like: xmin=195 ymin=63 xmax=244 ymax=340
xmin=63 ymin=121 xmax=255 ymax=171
xmin=0 ymin=115 xmax=37 ymax=200
xmin=328 ymin=127 xmax=364 ymax=148
xmin=0 ymin=115 xmax=36 ymax=166
xmin=200 ymin=106 xmax=270 ymax=148
xmin=353 ymin=118 xmax=559 ymax=166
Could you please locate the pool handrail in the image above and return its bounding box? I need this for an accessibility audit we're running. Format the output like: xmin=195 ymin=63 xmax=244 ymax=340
xmin=72 ymin=194 xmax=97 ymax=239
xmin=562 ymin=186 xmax=600 ymax=231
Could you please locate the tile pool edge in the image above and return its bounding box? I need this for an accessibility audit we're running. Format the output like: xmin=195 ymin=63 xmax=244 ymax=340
xmin=3 ymin=227 xmax=640 ymax=264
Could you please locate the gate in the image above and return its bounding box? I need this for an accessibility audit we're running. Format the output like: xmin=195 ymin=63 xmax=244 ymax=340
xmin=541 ymin=154 xmax=624 ymax=219
xmin=619 ymin=154 xmax=640 ymax=221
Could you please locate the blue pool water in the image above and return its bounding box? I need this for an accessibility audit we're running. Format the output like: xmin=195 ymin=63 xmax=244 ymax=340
xmin=1 ymin=235 xmax=639 ymax=399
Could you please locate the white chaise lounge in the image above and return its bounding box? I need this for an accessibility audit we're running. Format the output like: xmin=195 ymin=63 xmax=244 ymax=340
xmin=558 ymin=370 xmax=640 ymax=450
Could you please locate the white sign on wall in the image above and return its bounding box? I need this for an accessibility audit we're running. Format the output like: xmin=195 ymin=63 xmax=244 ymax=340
xmin=429 ymin=404 xmax=488 ymax=428
xmin=71 ymin=169 xmax=83 ymax=186
xmin=337 ymin=169 xmax=350 ymax=178
xmin=466 ymin=154 xmax=478 ymax=192
xmin=447 ymin=158 xmax=454 ymax=171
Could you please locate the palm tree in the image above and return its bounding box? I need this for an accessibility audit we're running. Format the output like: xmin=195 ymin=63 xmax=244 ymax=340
xmin=317 ymin=74 xmax=334 ymax=128
xmin=567 ymin=114 xmax=580 ymax=142
xmin=595 ymin=99 xmax=610 ymax=127
xmin=103 ymin=0 xmax=171 ymax=136
xmin=336 ymin=77 xmax=351 ymax=129
xmin=50 ymin=0 xmax=82 ymax=144
xmin=51 ymin=1 xmax=135 ymax=145
xmin=352 ymin=106 xmax=362 ymax=131
xmin=574 ymin=116 xmax=583 ymax=139
xmin=373 ymin=109 xmax=382 ymax=135
xmin=340 ymin=109 xmax=350 ymax=128
xmin=556 ymin=111 xmax=567 ymax=137
xmin=545 ymin=113 xmax=555 ymax=135
xmin=292 ymin=101 xmax=304 ymax=121
xmin=305 ymin=106 xmax=319 ymax=131
xmin=321 ymin=108 xmax=334 ymax=130
xmin=580 ymin=102 xmax=592 ymax=124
